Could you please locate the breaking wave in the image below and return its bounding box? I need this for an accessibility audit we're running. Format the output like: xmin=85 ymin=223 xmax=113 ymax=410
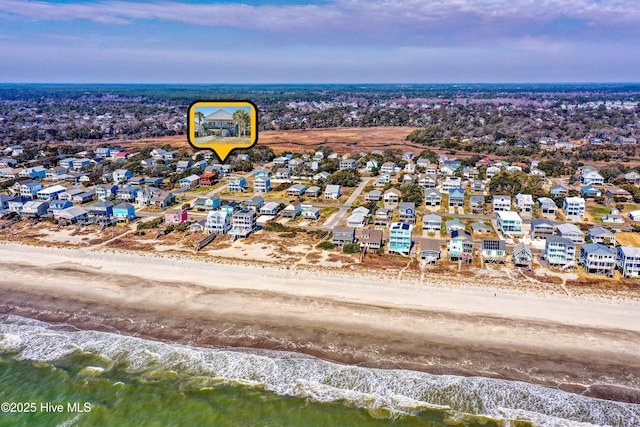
xmin=1 ymin=315 xmax=639 ymax=426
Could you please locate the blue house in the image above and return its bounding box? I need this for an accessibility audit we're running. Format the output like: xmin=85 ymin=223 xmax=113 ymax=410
xmin=388 ymin=222 xmax=413 ymax=256
xmin=113 ymin=203 xmax=136 ymax=222
xmin=47 ymin=199 xmax=73 ymax=215
xmin=580 ymin=185 xmax=601 ymax=198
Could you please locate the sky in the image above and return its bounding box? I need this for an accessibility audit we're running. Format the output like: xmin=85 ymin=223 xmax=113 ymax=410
xmin=0 ymin=0 xmax=639 ymax=83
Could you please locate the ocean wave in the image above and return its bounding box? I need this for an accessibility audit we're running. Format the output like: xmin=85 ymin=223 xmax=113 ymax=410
xmin=1 ymin=315 xmax=639 ymax=426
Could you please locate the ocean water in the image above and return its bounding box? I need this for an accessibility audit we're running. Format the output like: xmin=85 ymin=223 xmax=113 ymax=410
xmin=0 ymin=316 xmax=638 ymax=427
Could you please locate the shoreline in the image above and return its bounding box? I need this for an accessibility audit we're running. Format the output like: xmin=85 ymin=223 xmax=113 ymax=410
xmin=1 ymin=242 xmax=640 ymax=404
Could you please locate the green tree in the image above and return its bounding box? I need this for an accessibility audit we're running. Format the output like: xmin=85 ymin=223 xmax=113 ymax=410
xmin=194 ymin=111 xmax=205 ymax=136
xmin=327 ymin=169 xmax=361 ymax=187
xmin=232 ymin=109 xmax=251 ymax=137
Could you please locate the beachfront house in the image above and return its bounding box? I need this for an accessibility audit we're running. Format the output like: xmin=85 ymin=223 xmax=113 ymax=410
xmin=87 ymin=200 xmax=114 ymax=219
xmin=496 ymin=211 xmax=523 ymax=236
xmin=332 ymin=226 xmax=356 ymax=248
xmin=20 ymin=200 xmax=49 ymax=218
xmin=339 ymin=158 xmax=356 ymax=170
xmin=579 ymin=243 xmax=615 ymax=277
xmin=96 ymin=185 xmax=118 ymax=201
xmin=481 ymin=239 xmax=507 ymax=264
xmin=470 ymin=180 xmax=486 ymax=193
xmin=544 ymin=236 xmax=576 ymax=269
xmin=199 ymin=172 xmax=218 ymax=186
xmin=388 ymin=222 xmax=413 ymax=256
xmin=358 ymin=229 xmax=384 ymax=250
xmin=112 ymin=169 xmax=133 ymax=183
xmin=205 ymin=210 xmax=231 ymax=235
xmin=113 ymin=203 xmax=136 ymax=223
xmin=47 ymin=199 xmax=72 ymax=216
xmin=55 ymin=206 xmax=88 ymax=223
xmin=306 ymin=186 xmax=321 ymax=198
xmin=563 ymin=197 xmax=585 ymax=221
xmin=418 ymin=174 xmax=437 ymax=189
xmin=275 ymin=167 xmax=292 ymax=180
xmin=513 ymin=242 xmax=533 ymax=268
xmin=617 ymin=246 xmax=640 ymax=278
xmin=550 ymin=185 xmax=569 ymax=196
xmin=448 ymin=230 xmax=473 ymax=263
xmin=229 ymin=210 xmax=257 ymax=238
xmin=419 ymin=239 xmax=441 ymax=264
xmin=445 ymin=219 xmax=465 ymax=232
xmin=165 ymin=208 xmax=188 ymax=225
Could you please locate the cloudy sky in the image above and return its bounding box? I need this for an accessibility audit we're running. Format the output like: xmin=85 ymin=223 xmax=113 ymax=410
xmin=0 ymin=0 xmax=638 ymax=83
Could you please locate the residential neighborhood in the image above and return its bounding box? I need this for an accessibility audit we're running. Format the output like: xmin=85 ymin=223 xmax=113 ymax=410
xmin=1 ymin=139 xmax=640 ymax=281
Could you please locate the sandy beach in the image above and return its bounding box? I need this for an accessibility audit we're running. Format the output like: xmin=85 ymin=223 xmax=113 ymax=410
xmin=1 ymin=241 xmax=640 ymax=404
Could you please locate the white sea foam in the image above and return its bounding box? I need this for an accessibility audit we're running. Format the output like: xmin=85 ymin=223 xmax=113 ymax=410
xmin=1 ymin=315 xmax=639 ymax=426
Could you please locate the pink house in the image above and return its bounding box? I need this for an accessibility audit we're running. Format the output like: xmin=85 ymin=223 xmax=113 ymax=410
xmin=164 ymin=208 xmax=188 ymax=225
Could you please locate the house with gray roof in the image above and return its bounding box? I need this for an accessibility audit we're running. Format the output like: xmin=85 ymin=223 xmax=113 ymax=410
xmin=579 ymin=243 xmax=615 ymax=277
xmin=588 ymin=226 xmax=615 ymax=246
xmin=422 ymin=213 xmax=442 ymax=232
xmin=617 ymin=246 xmax=640 ymax=278
xmin=556 ymin=222 xmax=585 ymax=243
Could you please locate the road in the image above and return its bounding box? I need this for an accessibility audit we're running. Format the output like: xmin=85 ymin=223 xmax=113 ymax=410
xmin=324 ymin=177 xmax=372 ymax=229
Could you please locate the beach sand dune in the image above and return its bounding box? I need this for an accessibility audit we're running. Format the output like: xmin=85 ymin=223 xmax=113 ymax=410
xmin=1 ymin=242 xmax=639 ymax=404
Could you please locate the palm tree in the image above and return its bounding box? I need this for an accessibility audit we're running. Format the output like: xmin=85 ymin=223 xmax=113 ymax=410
xmin=232 ymin=109 xmax=251 ymax=138
xmin=194 ymin=111 xmax=205 ymax=136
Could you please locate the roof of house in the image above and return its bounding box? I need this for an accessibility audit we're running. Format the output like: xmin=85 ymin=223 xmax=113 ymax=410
xmin=423 ymin=213 xmax=442 ymax=222
xmin=358 ymin=229 xmax=383 ymax=244
xmin=325 ymin=184 xmax=341 ymax=193
xmin=419 ymin=238 xmax=442 ymax=252
xmin=513 ymin=242 xmax=532 ymax=256
xmin=471 ymin=221 xmax=492 ymax=232
xmin=450 ymin=229 xmax=472 ymax=240
xmin=496 ymin=211 xmax=522 ymax=221
xmin=618 ymin=246 xmax=640 ymax=257
xmin=531 ymin=218 xmax=555 ymax=228
xmin=546 ymin=236 xmax=576 ymax=247
xmin=481 ymin=239 xmax=506 ymax=251
xmin=588 ymin=226 xmax=614 ymax=237
xmin=581 ymin=243 xmax=615 ymax=256
xmin=556 ymin=223 xmax=583 ymax=235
